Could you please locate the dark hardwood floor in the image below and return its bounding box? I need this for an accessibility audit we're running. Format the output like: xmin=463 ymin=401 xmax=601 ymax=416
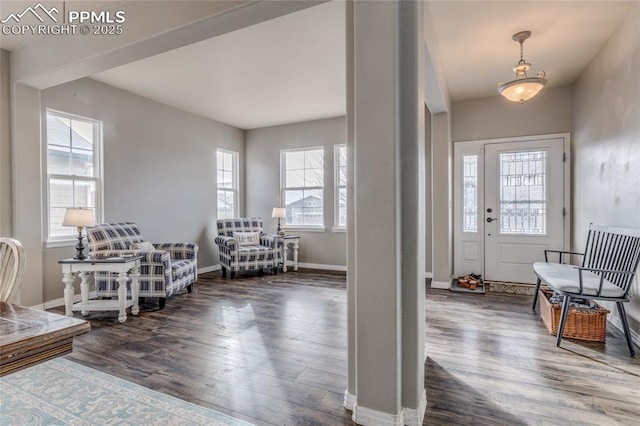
xmin=52 ymin=271 xmax=640 ymax=425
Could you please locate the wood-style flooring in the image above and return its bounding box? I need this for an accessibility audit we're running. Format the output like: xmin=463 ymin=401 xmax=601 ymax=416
xmin=51 ymin=271 xmax=640 ymax=425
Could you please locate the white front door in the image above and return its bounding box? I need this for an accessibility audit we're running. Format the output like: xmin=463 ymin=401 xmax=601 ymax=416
xmin=453 ymin=134 xmax=569 ymax=285
xmin=484 ymin=138 xmax=565 ymax=283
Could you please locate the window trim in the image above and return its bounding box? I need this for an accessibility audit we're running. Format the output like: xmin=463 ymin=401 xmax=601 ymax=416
xmin=280 ymin=146 xmax=325 ymax=230
xmin=44 ymin=109 xmax=104 ymax=245
xmin=216 ymin=148 xmax=239 ymax=220
xmin=333 ymin=144 xmax=347 ymax=231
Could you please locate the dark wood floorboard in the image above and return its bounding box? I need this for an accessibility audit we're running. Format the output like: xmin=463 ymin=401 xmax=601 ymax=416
xmin=50 ymin=271 xmax=640 ymax=425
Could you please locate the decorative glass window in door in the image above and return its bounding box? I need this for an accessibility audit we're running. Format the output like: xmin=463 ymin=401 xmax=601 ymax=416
xmin=499 ymin=150 xmax=547 ymax=235
xmin=463 ymin=155 xmax=478 ymax=232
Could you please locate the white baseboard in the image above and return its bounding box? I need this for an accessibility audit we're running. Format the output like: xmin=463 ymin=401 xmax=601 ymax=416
xmin=352 ymin=404 xmax=404 ymax=426
xmin=424 ymin=272 xmax=433 ymax=279
xmin=32 ymin=291 xmax=99 ymax=310
xmin=343 ymin=390 xmax=356 ymax=411
xmin=607 ymin=315 xmax=640 ymax=349
xmin=402 ymin=390 xmax=427 ymax=426
xmin=298 ymin=262 xmax=346 ymax=272
xmin=197 ymin=265 xmax=221 ymax=274
xmin=430 ymin=279 xmax=451 ymax=290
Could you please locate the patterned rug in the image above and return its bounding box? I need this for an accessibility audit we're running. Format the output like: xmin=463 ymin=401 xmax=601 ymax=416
xmin=0 ymin=358 xmax=252 ymax=425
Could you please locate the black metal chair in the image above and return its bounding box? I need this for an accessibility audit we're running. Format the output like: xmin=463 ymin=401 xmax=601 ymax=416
xmin=532 ymin=224 xmax=640 ymax=356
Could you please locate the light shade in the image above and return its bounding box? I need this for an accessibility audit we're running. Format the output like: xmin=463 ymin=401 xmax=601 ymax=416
xmin=272 ymin=207 xmax=286 ymax=218
xmin=497 ymin=77 xmax=546 ymax=103
xmin=62 ymin=208 xmax=96 ymax=227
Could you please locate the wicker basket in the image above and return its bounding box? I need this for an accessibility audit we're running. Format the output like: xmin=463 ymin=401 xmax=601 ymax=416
xmin=538 ymin=289 xmax=609 ymax=342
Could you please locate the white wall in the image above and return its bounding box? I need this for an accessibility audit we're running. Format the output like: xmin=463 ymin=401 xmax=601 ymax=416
xmin=0 ymin=49 xmax=11 ymax=237
xmin=452 ymin=86 xmax=573 ymax=142
xmin=245 ymin=117 xmax=347 ymax=268
xmin=573 ymin=5 xmax=640 ymax=333
xmin=39 ymin=78 xmax=244 ymax=301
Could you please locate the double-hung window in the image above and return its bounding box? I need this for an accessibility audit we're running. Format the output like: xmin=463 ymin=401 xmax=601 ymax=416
xmin=46 ymin=110 xmax=102 ymax=242
xmin=217 ymin=149 xmax=238 ymax=219
xmin=281 ymin=147 xmax=324 ymax=228
xmin=334 ymin=144 xmax=347 ymax=230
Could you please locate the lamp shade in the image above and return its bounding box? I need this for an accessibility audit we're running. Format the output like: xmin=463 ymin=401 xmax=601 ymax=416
xmin=272 ymin=208 xmax=286 ymax=218
xmin=62 ymin=208 xmax=96 ymax=227
xmin=497 ymin=77 xmax=546 ymax=103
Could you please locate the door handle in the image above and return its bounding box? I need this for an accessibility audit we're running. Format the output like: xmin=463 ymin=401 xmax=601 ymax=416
xmin=486 ymin=217 xmax=498 ymax=223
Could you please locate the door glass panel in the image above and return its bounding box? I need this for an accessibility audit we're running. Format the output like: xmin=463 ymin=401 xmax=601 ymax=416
xmin=499 ymin=150 xmax=547 ymax=235
xmin=463 ymin=155 xmax=478 ymax=232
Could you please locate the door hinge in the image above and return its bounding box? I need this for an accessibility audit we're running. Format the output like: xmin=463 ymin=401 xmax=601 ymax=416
xmin=563 ymin=207 xmax=567 ymax=217
xmin=562 ymin=152 xmax=567 ymax=162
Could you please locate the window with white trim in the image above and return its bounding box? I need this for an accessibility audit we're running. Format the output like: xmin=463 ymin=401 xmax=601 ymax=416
xmin=281 ymin=147 xmax=324 ymax=227
xmin=217 ymin=149 xmax=238 ymax=219
xmin=334 ymin=144 xmax=347 ymax=229
xmin=46 ymin=110 xmax=102 ymax=241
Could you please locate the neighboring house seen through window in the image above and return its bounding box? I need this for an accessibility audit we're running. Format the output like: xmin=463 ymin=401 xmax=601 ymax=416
xmin=281 ymin=147 xmax=324 ymax=228
xmin=334 ymin=144 xmax=347 ymax=229
xmin=46 ymin=110 xmax=102 ymax=241
xmin=217 ymin=149 xmax=238 ymax=219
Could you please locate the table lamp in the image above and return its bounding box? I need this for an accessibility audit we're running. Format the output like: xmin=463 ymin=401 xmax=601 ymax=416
xmin=272 ymin=207 xmax=286 ymax=235
xmin=62 ymin=207 xmax=96 ymax=260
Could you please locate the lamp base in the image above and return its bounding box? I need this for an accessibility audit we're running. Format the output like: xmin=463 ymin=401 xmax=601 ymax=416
xmin=74 ymin=235 xmax=87 ymax=260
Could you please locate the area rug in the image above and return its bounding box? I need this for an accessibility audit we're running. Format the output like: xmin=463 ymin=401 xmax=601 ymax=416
xmin=0 ymin=358 xmax=252 ymax=426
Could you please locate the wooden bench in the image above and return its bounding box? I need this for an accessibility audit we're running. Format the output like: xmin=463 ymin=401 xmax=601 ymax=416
xmin=532 ymin=224 xmax=640 ymax=356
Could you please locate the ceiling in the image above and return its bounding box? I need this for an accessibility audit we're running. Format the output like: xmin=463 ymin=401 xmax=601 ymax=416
xmin=3 ymin=1 xmax=635 ymax=129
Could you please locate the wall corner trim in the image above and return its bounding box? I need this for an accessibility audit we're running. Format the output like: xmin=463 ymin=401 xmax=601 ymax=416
xmin=343 ymin=390 xmax=356 ymax=411
xmin=352 ymin=404 xmax=405 ymax=426
xmin=402 ymin=390 xmax=427 ymax=426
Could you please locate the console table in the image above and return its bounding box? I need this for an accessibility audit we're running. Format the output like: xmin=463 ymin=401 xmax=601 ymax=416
xmin=59 ymin=256 xmax=141 ymax=323
xmin=279 ymin=235 xmax=300 ymax=272
xmin=0 ymin=302 xmax=90 ymax=376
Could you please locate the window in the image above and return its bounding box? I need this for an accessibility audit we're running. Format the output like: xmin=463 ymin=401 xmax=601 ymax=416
xmin=46 ymin=110 xmax=102 ymax=241
xmin=282 ymin=147 xmax=324 ymax=227
xmin=334 ymin=144 xmax=347 ymax=229
xmin=217 ymin=149 xmax=238 ymax=219
xmin=463 ymin=155 xmax=478 ymax=232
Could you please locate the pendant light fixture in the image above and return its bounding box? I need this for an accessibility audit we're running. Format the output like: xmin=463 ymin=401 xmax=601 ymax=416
xmin=497 ymin=31 xmax=547 ymax=103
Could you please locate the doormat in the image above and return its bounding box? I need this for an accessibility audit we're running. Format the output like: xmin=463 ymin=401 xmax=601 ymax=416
xmin=450 ymin=277 xmax=485 ymax=294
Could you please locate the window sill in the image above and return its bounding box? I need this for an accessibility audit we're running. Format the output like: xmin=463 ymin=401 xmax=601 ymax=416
xmin=332 ymin=227 xmax=346 ymax=233
xmin=45 ymin=239 xmax=76 ymax=249
xmin=283 ymin=226 xmax=326 ymax=233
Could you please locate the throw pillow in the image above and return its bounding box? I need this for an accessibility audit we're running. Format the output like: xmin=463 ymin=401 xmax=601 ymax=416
xmin=130 ymin=241 xmax=155 ymax=251
xmin=233 ymin=231 xmax=260 ymax=246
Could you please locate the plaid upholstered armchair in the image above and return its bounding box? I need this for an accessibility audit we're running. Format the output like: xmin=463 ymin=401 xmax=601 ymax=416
xmin=86 ymin=222 xmax=198 ymax=309
xmin=215 ymin=218 xmax=280 ymax=278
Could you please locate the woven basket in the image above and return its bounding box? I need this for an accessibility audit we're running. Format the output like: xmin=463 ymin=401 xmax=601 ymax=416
xmin=538 ymin=289 xmax=609 ymax=342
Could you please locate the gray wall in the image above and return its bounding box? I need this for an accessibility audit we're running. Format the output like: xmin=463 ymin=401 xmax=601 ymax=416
xmin=573 ymin=4 xmax=640 ymax=333
xmin=40 ymin=78 xmax=244 ymax=301
xmin=452 ymin=86 xmax=573 ymax=142
xmin=245 ymin=116 xmax=346 ymax=267
xmin=0 ymin=49 xmax=11 ymax=237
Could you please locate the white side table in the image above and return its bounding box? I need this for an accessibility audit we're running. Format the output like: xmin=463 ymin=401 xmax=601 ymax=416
xmin=280 ymin=235 xmax=300 ymax=272
xmin=59 ymin=256 xmax=141 ymax=323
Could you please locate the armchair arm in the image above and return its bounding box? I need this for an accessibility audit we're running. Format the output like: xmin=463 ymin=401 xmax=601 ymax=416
xmin=260 ymin=232 xmax=280 ymax=249
xmin=544 ymin=249 xmax=584 ymax=263
xmin=89 ymin=249 xmax=171 ymax=270
xmin=153 ymin=242 xmax=198 ymax=260
xmin=214 ymin=235 xmax=238 ymax=250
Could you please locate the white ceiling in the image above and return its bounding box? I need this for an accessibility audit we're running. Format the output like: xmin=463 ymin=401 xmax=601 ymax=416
xmin=4 ymin=1 xmax=635 ymax=129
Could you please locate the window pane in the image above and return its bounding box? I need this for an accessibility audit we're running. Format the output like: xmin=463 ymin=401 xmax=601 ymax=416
xmin=71 ymin=148 xmax=94 ymax=177
xmin=499 ymin=150 xmax=547 ymax=235
xmin=463 ymin=155 xmax=478 ymax=233
xmin=283 ymin=148 xmax=324 ymax=226
xmin=216 ymin=149 xmax=237 ymax=219
xmin=48 ymin=146 xmax=71 ymax=175
xmin=338 ymin=187 xmax=347 ymax=227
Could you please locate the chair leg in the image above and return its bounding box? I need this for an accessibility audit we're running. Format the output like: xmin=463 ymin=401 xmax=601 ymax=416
xmin=187 ymin=284 xmax=193 ymax=293
xmin=556 ymin=295 xmax=571 ymax=348
xmin=532 ymin=278 xmax=542 ymax=311
xmin=159 ymin=298 xmax=166 ymax=310
xmin=221 ymin=267 xmax=227 ymax=278
xmin=230 ymin=271 xmax=236 ymax=279
xmin=616 ymin=302 xmax=636 ymax=357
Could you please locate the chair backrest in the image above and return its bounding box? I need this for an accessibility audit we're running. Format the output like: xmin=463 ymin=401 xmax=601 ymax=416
xmin=582 ymin=224 xmax=640 ymax=295
xmin=86 ymin=222 xmax=145 ymax=252
xmin=217 ymin=218 xmax=264 ymax=237
xmin=0 ymin=237 xmax=27 ymax=303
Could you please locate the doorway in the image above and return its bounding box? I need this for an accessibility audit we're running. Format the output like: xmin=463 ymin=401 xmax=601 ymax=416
xmin=453 ymin=133 xmax=570 ymax=284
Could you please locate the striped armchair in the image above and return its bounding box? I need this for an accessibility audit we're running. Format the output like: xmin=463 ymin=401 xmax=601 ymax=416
xmin=215 ymin=218 xmax=280 ymax=278
xmin=86 ymin=222 xmax=198 ymax=309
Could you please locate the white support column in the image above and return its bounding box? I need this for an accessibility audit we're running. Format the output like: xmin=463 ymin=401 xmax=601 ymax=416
xmin=346 ymin=1 xmax=426 ymax=424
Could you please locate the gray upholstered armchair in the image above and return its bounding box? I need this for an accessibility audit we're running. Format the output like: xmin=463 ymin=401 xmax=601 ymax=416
xmin=215 ymin=218 xmax=280 ymax=278
xmin=86 ymin=222 xmax=198 ymax=309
